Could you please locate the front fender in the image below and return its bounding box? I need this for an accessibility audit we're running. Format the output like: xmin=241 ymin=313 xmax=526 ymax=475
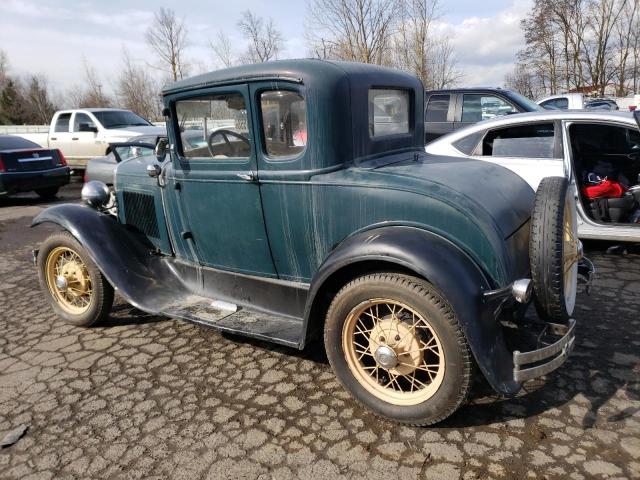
xmin=304 ymin=226 xmax=521 ymax=396
xmin=31 ymin=204 xmax=188 ymax=314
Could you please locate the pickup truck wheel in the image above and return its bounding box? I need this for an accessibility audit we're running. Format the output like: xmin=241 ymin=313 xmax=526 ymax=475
xmin=37 ymin=231 xmax=113 ymax=327
xmin=324 ymin=273 xmax=472 ymax=425
xmin=530 ymin=176 xmax=580 ymax=322
xmin=35 ymin=187 xmax=59 ymax=199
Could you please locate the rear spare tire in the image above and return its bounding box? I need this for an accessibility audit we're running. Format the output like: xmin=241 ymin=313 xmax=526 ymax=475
xmin=530 ymin=176 xmax=581 ymax=322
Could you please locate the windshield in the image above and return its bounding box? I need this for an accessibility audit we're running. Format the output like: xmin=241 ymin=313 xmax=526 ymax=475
xmin=504 ymin=91 xmax=543 ymax=112
xmin=92 ymin=110 xmax=152 ymax=129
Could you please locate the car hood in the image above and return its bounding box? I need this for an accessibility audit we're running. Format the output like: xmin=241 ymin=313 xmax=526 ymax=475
xmin=365 ymin=153 xmax=535 ymax=239
xmin=105 ymin=126 xmax=166 ymax=137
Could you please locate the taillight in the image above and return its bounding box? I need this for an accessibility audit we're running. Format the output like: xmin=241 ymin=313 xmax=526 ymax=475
xmin=56 ymin=149 xmax=67 ymax=166
xmin=83 ymin=170 xmax=88 ymax=183
xmin=0 ymin=154 xmax=4 ymax=173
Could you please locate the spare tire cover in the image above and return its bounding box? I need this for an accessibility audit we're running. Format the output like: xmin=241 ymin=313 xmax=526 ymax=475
xmin=529 ymin=176 xmax=580 ymax=322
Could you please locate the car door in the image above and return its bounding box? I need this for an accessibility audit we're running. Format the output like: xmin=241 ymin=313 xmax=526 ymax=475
xmin=71 ymin=112 xmax=102 ymax=160
xmin=425 ymin=93 xmax=454 ymax=142
xmin=455 ymin=93 xmax=518 ymax=131
xmin=48 ymin=112 xmax=74 ymax=155
xmin=470 ymin=121 xmax=565 ymax=190
xmin=165 ymin=85 xmax=277 ymax=277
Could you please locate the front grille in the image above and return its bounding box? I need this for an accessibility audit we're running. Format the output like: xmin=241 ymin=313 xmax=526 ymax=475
xmin=122 ymin=191 xmax=159 ymax=239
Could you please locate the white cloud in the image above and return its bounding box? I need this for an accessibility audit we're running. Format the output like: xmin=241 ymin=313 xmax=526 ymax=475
xmin=441 ymin=0 xmax=531 ymax=86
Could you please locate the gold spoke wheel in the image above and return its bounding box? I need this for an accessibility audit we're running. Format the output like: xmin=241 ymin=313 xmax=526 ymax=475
xmin=342 ymin=299 xmax=445 ymax=406
xmin=45 ymin=246 xmax=93 ymax=315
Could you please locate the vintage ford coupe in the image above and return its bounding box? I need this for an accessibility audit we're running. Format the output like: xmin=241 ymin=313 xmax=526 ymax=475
xmin=33 ymin=60 xmax=591 ymax=425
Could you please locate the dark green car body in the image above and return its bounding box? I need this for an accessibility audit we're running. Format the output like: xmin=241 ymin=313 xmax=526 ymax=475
xmin=34 ymin=60 xmax=539 ymax=396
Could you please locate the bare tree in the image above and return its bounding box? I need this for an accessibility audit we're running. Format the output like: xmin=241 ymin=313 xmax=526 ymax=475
xmin=307 ymin=0 xmax=400 ymax=64
xmin=65 ymin=60 xmax=113 ymax=108
xmin=210 ymin=30 xmax=236 ymax=68
xmin=505 ymin=63 xmax=546 ymax=99
xmin=24 ymin=75 xmax=57 ymax=124
xmin=117 ymin=49 xmax=161 ymax=121
xmin=237 ymin=11 xmax=283 ymax=63
xmin=146 ymin=7 xmax=190 ymax=81
xmin=0 ymin=49 xmax=9 ymax=90
xmin=391 ymin=0 xmax=462 ymax=88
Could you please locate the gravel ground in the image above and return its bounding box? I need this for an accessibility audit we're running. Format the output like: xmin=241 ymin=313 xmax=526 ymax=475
xmin=0 ymin=185 xmax=638 ymax=479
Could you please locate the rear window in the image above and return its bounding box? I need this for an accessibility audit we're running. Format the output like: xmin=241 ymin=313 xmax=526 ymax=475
xmin=260 ymin=90 xmax=307 ymax=158
xmin=426 ymin=95 xmax=450 ymax=122
xmin=54 ymin=113 xmax=71 ymax=133
xmin=482 ymin=123 xmax=556 ymax=158
xmin=0 ymin=136 xmax=42 ymax=150
xmin=453 ymin=131 xmax=484 ymax=155
xmin=369 ymin=89 xmax=410 ymax=137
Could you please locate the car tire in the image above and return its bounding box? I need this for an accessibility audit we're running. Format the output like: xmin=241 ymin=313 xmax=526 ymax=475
xmin=37 ymin=231 xmax=114 ymax=327
xmin=35 ymin=187 xmax=59 ymax=199
xmin=530 ymin=176 xmax=580 ymax=323
xmin=324 ymin=273 xmax=472 ymax=425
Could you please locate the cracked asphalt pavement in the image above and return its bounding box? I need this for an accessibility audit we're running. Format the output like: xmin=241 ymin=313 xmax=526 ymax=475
xmin=0 ymin=184 xmax=639 ymax=479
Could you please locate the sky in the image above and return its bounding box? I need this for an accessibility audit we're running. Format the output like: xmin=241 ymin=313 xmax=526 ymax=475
xmin=0 ymin=0 xmax=532 ymax=100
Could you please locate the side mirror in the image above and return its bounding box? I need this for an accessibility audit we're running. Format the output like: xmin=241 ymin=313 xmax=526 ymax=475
xmin=147 ymin=164 xmax=162 ymax=178
xmin=155 ymin=138 xmax=168 ymax=161
xmin=79 ymin=123 xmax=98 ymax=133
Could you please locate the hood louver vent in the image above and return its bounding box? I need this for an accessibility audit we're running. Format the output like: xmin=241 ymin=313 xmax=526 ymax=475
xmin=122 ymin=191 xmax=159 ymax=239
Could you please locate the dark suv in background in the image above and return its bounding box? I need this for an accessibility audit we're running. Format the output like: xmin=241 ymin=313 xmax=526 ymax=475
xmin=424 ymin=87 xmax=541 ymax=142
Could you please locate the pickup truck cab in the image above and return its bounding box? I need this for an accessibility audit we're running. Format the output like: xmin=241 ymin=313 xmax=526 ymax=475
xmin=425 ymin=87 xmax=541 ymax=142
xmin=33 ymin=60 xmax=590 ymax=425
xmin=20 ymin=109 xmax=165 ymax=170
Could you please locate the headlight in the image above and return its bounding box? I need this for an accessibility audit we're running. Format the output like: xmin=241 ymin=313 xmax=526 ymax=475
xmin=81 ymin=181 xmax=110 ymax=208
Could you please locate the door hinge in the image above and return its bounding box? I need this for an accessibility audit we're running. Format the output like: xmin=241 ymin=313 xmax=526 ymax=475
xmin=174 ymin=182 xmax=181 ymax=191
xmin=181 ymin=231 xmax=193 ymax=240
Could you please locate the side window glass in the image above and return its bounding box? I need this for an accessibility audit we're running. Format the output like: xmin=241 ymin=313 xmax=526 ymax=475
xmin=54 ymin=113 xmax=71 ymax=133
xmin=260 ymin=90 xmax=307 ymax=157
xmin=425 ymin=95 xmax=450 ymax=122
xmin=175 ymin=93 xmax=250 ymax=160
xmin=453 ymin=131 xmax=484 ymax=155
xmin=542 ymin=98 xmax=568 ymax=110
xmin=73 ymin=113 xmax=95 ymax=132
xmin=114 ymin=145 xmax=154 ymax=162
xmin=482 ymin=123 xmax=555 ymax=158
xmin=462 ymin=95 xmax=516 ymax=123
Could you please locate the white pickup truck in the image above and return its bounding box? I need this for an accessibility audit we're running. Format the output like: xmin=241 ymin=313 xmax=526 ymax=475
xmin=15 ymin=108 xmax=165 ymax=169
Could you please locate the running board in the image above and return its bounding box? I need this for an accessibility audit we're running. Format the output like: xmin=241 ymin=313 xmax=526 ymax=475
xmin=162 ymin=295 xmax=304 ymax=348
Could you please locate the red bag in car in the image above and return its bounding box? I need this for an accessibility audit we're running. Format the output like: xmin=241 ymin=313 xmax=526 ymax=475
xmin=583 ymin=179 xmax=626 ymax=199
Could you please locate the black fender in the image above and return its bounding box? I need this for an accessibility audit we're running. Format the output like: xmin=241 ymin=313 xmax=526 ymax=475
xmin=31 ymin=204 xmax=194 ymax=314
xmin=303 ymin=226 xmax=521 ymax=396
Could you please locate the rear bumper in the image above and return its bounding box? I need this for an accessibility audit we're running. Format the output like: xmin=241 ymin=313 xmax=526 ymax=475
xmin=513 ymin=319 xmax=576 ymax=382
xmin=0 ymin=167 xmax=70 ymax=195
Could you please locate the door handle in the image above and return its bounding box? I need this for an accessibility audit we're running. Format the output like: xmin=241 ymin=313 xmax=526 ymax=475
xmin=50 ymin=137 xmax=57 ymax=141
xmin=72 ymin=137 xmax=79 ymax=141
xmin=236 ymin=172 xmax=256 ymax=182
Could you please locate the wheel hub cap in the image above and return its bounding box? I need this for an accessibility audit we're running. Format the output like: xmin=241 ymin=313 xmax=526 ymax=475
xmin=374 ymin=345 xmax=398 ymax=369
xmin=55 ymin=275 xmax=68 ymax=292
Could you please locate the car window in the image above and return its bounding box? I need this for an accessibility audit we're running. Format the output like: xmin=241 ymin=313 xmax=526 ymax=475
xmin=73 ymin=113 xmax=96 ymax=132
xmin=570 ymin=123 xmax=640 ymax=155
xmin=461 ymin=95 xmax=516 ymax=123
xmin=175 ymin=93 xmax=251 ymax=160
xmin=425 ymin=95 xmax=450 ymax=123
xmin=453 ymin=131 xmax=484 ymax=155
xmin=260 ymin=90 xmax=307 ymax=158
xmin=54 ymin=113 xmax=71 ymax=133
xmin=369 ymin=89 xmax=410 ymax=137
xmin=0 ymin=136 xmax=42 ymax=150
xmin=114 ymin=145 xmax=154 ymax=162
xmin=482 ymin=123 xmax=556 ymax=158
xmin=540 ymin=98 xmax=569 ymax=110
xmin=92 ymin=110 xmax=151 ymax=128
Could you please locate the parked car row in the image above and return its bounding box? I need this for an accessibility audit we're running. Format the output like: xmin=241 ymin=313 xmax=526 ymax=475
xmin=13 ymin=108 xmax=164 ymax=170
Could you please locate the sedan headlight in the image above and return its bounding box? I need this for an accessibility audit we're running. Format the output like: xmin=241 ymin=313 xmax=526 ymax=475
xmin=81 ymin=181 xmax=110 ymax=208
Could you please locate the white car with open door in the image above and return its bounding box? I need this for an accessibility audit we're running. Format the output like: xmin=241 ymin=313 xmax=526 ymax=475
xmin=425 ymin=110 xmax=640 ymax=242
